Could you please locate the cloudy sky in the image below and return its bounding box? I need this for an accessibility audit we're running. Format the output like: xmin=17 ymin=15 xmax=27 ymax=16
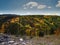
xmin=0 ymin=0 xmax=60 ymax=15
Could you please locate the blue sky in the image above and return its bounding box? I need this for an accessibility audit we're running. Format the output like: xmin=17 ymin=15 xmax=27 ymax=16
xmin=0 ymin=0 xmax=60 ymax=15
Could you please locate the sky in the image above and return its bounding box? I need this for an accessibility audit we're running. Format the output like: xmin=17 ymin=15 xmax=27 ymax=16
xmin=0 ymin=0 xmax=60 ymax=15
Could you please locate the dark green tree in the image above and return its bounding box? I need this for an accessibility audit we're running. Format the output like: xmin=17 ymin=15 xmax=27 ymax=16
xmin=4 ymin=23 xmax=20 ymax=35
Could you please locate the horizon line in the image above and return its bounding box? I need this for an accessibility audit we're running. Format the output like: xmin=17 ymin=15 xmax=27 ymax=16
xmin=0 ymin=13 xmax=60 ymax=16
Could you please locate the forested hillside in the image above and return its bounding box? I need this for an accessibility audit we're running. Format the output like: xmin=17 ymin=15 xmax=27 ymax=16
xmin=0 ymin=15 xmax=60 ymax=36
xmin=19 ymin=15 xmax=60 ymax=36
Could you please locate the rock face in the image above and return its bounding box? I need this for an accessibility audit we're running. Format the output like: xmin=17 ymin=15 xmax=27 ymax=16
xmin=0 ymin=34 xmax=60 ymax=45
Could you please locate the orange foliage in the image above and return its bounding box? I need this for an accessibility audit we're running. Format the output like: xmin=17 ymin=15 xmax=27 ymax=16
xmin=54 ymin=28 xmax=60 ymax=36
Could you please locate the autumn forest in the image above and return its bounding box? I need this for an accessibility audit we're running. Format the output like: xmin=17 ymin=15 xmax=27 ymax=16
xmin=0 ymin=14 xmax=60 ymax=37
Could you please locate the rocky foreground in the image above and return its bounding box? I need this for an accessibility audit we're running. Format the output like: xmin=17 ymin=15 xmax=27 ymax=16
xmin=0 ymin=34 xmax=60 ymax=45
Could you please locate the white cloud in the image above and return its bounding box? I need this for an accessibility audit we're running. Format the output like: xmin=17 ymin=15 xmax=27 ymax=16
xmin=56 ymin=1 xmax=60 ymax=7
xmin=26 ymin=12 xmax=32 ymax=14
xmin=20 ymin=12 xmax=33 ymax=15
xmin=26 ymin=2 xmax=38 ymax=7
xmin=47 ymin=6 xmax=51 ymax=8
xmin=23 ymin=2 xmax=38 ymax=9
xmin=37 ymin=5 xmax=47 ymax=9
xmin=23 ymin=7 xmax=27 ymax=9
xmin=23 ymin=1 xmax=51 ymax=9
